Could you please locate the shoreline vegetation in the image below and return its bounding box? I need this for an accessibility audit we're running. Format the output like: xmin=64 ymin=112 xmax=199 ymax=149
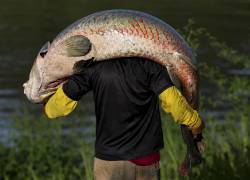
xmin=0 ymin=20 xmax=249 ymax=179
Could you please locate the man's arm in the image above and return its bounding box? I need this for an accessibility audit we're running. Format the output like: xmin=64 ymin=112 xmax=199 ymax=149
xmin=159 ymin=86 xmax=203 ymax=132
xmin=44 ymin=85 xmax=78 ymax=119
xmin=44 ymin=70 xmax=92 ymax=119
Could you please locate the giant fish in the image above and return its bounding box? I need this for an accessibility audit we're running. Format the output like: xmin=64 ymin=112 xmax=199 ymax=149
xmin=23 ymin=9 xmax=198 ymax=107
xmin=23 ymin=9 xmax=201 ymax=175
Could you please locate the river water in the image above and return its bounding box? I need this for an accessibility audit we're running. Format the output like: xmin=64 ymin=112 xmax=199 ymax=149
xmin=0 ymin=0 xmax=250 ymax=137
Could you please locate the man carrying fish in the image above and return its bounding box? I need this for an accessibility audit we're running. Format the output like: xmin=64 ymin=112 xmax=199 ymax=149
xmin=23 ymin=10 xmax=205 ymax=180
xmin=43 ymin=57 xmax=204 ymax=180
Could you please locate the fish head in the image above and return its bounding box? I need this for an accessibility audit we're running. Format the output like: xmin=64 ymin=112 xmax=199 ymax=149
xmin=23 ymin=35 xmax=93 ymax=103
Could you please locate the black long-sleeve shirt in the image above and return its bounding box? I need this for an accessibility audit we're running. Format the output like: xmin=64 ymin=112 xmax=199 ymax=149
xmin=63 ymin=57 xmax=173 ymax=160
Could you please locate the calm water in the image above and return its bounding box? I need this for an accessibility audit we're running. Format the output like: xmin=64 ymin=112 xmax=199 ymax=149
xmin=0 ymin=0 xmax=250 ymax=124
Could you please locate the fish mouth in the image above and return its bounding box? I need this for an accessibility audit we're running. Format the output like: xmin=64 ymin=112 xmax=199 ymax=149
xmin=46 ymin=78 xmax=68 ymax=89
xmin=40 ymin=77 xmax=68 ymax=97
xmin=23 ymin=77 xmax=68 ymax=104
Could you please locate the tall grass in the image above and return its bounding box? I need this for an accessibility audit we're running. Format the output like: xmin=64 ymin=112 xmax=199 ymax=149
xmin=0 ymin=111 xmax=95 ymax=180
xmin=0 ymin=20 xmax=249 ymax=179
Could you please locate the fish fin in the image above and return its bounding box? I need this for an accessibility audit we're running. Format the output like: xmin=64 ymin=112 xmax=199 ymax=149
xmin=73 ymin=58 xmax=95 ymax=73
xmin=60 ymin=35 xmax=91 ymax=57
xmin=166 ymin=66 xmax=182 ymax=91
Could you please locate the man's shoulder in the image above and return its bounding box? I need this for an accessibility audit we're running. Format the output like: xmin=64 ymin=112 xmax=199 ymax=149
xmin=142 ymin=59 xmax=165 ymax=71
xmin=74 ymin=57 xmax=166 ymax=76
xmin=113 ymin=57 xmax=165 ymax=70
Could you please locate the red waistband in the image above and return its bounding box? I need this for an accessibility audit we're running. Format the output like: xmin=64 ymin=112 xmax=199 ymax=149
xmin=129 ymin=152 xmax=160 ymax=166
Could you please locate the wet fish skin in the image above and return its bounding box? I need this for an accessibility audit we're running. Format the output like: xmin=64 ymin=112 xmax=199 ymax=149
xmin=23 ymin=9 xmax=198 ymax=109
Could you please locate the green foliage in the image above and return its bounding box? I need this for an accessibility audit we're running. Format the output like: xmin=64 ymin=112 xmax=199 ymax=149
xmin=0 ymin=112 xmax=95 ymax=180
xmin=160 ymin=112 xmax=250 ymax=180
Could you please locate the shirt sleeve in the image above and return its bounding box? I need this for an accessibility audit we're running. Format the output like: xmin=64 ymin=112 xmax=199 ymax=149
xmin=159 ymin=86 xmax=202 ymax=129
xmin=62 ymin=71 xmax=92 ymax=101
xmin=145 ymin=61 xmax=173 ymax=94
xmin=44 ymin=69 xmax=92 ymax=119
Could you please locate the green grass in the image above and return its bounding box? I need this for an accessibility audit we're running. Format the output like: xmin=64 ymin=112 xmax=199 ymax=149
xmin=0 ymin=20 xmax=249 ymax=179
xmin=0 ymin=112 xmax=93 ymax=180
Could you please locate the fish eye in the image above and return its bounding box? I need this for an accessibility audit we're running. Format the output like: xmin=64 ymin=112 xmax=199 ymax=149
xmin=40 ymin=51 xmax=47 ymax=58
xmin=39 ymin=41 xmax=50 ymax=58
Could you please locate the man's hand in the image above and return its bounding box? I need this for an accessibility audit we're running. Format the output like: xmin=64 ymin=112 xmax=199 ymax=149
xmin=191 ymin=120 xmax=206 ymax=154
xmin=196 ymin=141 xmax=205 ymax=154
xmin=191 ymin=120 xmax=205 ymax=135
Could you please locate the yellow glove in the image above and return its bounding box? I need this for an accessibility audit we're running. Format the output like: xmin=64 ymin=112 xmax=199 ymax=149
xmin=159 ymin=86 xmax=202 ymax=129
xmin=44 ymin=86 xmax=78 ymax=119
